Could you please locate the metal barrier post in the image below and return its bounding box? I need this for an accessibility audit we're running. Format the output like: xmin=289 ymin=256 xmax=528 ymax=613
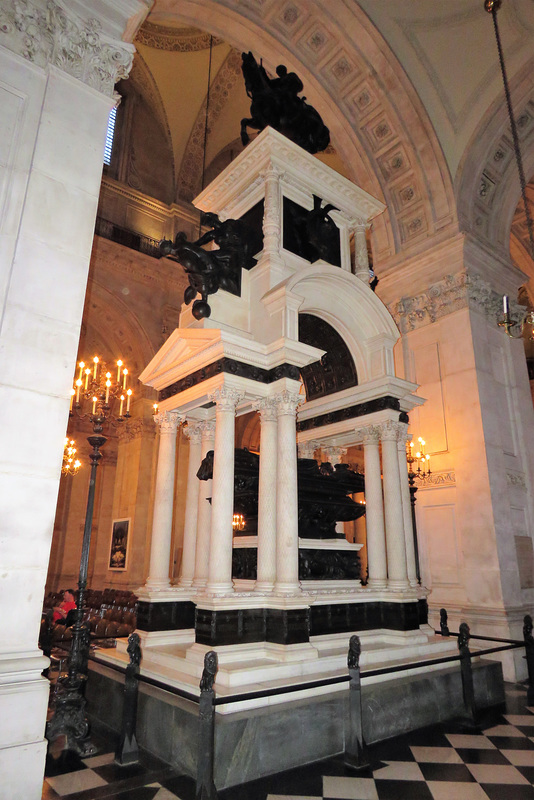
xmin=196 ymin=650 xmax=219 ymax=800
xmin=458 ymin=622 xmax=477 ymax=727
xmin=115 ymin=633 xmax=141 ymax=765
xmin=523 ymin=615 xmax=534 ymax=706
xmin=440 ymin=608 xmax=450 ymax=636
xmin=344 ymin=635 xmax=369 ymax=771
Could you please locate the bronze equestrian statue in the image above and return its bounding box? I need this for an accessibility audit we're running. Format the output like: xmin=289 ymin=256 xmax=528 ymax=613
xmin=240 ymin=51 xmax=330 ymax=154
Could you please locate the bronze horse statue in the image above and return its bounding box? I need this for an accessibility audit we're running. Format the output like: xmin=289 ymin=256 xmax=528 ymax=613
xmin=240 ymin=51 xmax=330 ymax=154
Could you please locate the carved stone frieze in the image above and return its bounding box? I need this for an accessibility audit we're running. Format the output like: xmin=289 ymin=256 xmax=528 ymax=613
xmin=418 ymin=471 xmax=456 ymax=487
xmin=117 ymin=417 xmax=157 ymax=443
xmin=0 ymin=0 xmax=135 ymax=95
xmin=390 ymin=271 xmax=511 ymax=333
xmin=136 ymin=21 xmax=222 ymax=52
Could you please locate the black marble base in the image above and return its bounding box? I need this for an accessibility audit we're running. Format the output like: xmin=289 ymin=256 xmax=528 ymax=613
xmin=195 ymin=607 xmax=309 ymax=646
xmin=137 ymin=600 xmax=195 ymax=632
xmin=194 ymin=600 xmax=428 ymax=646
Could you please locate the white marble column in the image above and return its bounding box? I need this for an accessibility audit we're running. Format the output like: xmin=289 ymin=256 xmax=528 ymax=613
xmin=254 ymin=398 xmax=278 ymax=592
xmin=207 ymin=388 xmax=243 ymax=594
xmin=179 ymin=421 xmax=203 ymax=588
xmin=381 ymin=421 xmax=410 ymax=590
xmin=274 ymin=390 xmax=302 ymax=594
xmin=261 ymin=164 xmax=284 ymax=258
xmin=397 ymin=426 xmax=419 ymax=587
xmin=362 ymin=426 xmax=387 ymax=588
xmin=193 ymin=420 xmax=215 ymax=589
xmin=145 ymin=411 xmax=182 ymax=590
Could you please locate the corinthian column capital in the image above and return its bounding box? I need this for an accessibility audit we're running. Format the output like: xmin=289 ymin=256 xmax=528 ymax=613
xmin=208 ymin=387 xmax=244 ymax=412
xmin=275 ymin=390 xmax=302 ymax=416
xmin=0 ymin=0 xmax=146 ymax=95
xmin=154 ymin=410 xmax=182 ymax=435
xmin=253 ymin=397 xmax=278 ymax=422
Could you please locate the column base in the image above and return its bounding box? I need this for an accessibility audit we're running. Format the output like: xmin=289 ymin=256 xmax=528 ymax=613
xmin=143 ymin=580 xmax=171 ymax=592
xmin=255 ymin=581 xmax=275 ymax=593
xmin=205 ymin=582 xmax=234 ymax=595
xmin=273 ymin=582 xmax=301 ymax=596
xmin=387 ymin=579 xmax=411 ymax=591
xmin=366 ymin=578 xmax=388 ymax=589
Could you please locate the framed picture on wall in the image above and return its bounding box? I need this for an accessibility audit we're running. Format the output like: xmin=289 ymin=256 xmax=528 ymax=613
xmin=108 ymin=518 xmax=130 ymax=571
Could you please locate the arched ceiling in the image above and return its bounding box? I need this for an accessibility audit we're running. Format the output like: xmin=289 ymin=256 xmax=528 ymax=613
xmin=128 ymin=0 xmax=533 ymax=282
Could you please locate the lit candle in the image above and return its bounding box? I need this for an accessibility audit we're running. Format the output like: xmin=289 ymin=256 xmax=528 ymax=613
xmin=153 ymin=403 xmax=158 ymax=415
xmin=503 ymin=295 xmax=509 ymax=315
xmin=75 ymin=378 xmax=82 ymax=403
xmin=92 ymin=396 xmax=97 ymax=414
xmin=70 ymin=388 xmax=75 ymax=410
xmin=78 ymin=361 xmax=85 ymax=381
xmin=93 ymin=356 xmax=99 ymax=379
xmin=116 ymin=360 xmax=123 ymax=382
xmin=84 ymin=367 xmax=90 ymax=390
xmin=105 ymin=379 xmax=111 ymax=404
xmin=122 ymin=367 xmax=128 ymax=390
xmin=126 ymin=388 xmax=132 ymax=413
xmin=119 ymin=394 xmax=124 ymax=417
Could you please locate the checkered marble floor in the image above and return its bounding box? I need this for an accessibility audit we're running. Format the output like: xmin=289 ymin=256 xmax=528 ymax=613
xmin=43 ymin=683 xmax=534 ymax=800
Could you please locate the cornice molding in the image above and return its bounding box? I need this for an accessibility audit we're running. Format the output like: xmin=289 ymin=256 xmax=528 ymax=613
xmin=0 ymin=0 xmax=136 ymax=95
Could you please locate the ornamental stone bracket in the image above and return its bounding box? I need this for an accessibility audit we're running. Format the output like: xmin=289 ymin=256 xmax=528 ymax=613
xmin=0 ymin=0 xmax=148 ymax=95
xmin=389 ymin=271 xmax=510 ymax=334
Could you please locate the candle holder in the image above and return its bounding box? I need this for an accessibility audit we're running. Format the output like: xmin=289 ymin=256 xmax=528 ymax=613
xmin=46 ymin=356 xmax=134 ymax=756
xmin=61 ymin=438 xmax=82 ymax=476
xmin=498 ymin=300 xmax=534 ymax=340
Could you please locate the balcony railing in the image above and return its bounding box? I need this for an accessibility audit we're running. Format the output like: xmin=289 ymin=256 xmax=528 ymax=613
xmin=95 ymin=217 xmax=162 ymax=259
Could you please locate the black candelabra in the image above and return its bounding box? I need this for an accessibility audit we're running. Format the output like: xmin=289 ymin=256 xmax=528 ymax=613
xmin=46 ymin=356 xmax=132 ymax=755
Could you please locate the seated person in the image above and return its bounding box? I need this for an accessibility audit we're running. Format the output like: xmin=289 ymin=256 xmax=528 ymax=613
xmin=52 ymin=589 xmax=76 ymax=624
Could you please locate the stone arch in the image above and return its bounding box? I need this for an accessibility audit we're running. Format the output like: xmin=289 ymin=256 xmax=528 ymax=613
xmin=284 ymin=264 xmax=400 ymax=385
xmin=455 ymin=56 xmax=534 ymax=270
xmin=79 ymin=279 xmax=155 ymax=394
xmin=154 ymin=0 xmax=456 ymax=263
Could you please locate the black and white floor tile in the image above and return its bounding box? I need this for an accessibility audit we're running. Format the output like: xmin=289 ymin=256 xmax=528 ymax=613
xmin=43 ymin=684 xmax=534 ymax=800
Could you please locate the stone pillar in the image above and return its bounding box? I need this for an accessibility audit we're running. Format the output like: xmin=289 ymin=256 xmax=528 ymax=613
xmin=0 ymin=3 xmax=146 ymax=796
xmin=274 ymin=390 xmax=302 ymax=594
xmin=179 ymin=421 xmax=203 ymax=588
xmin=145 ymin=411 xmax=182 ymax=590
xmin=397 ymin=426 xmax=418 ymax=588
xmin=207 ymin=388 xmax=242 ymax=594
xmin=193 ymin=420 xmax=215 ymax=589
xmin=381 ymin=421 xmax=410 ymax=590
xmin=362 ymin=426 xmax=387 ymax=589
xmin=254 ymin=398 xmax=278 ymax=592
xmin=353 ymin=222 xmax=370 ymax=283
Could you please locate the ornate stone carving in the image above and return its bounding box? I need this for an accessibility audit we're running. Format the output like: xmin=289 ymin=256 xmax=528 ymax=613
xmin=361 ymin=425 xmax=381 ymax=446
xmin=154 ymin=410 xmax=182 ymax=434
xmin=208 ymin=387 xmax=244 ymax=412
xmin=117 ymin=418 xmax=156 ymax=443
xmin=379 ymin=419 xmax=403 ymax=442
xmin=0 ymin=0 xmax=135 ymax=96
xmin=507 ymin=471 xmax=527 ymax=490
xmin=183 ymin=420 xmax=203 ymax=445
xmin=136 ymin=21 xmax=222 ymax=52
xmin=420 ymin=471 xmax=456 ymax=487
xmin=253 ymin=397 xmax=278 ymax=422
xmin=275 ymin=389 xmax=302 ymax=415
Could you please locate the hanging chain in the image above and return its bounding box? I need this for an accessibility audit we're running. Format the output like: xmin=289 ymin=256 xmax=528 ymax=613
xmin=485 ymin=0 xmax=534 ymax=262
